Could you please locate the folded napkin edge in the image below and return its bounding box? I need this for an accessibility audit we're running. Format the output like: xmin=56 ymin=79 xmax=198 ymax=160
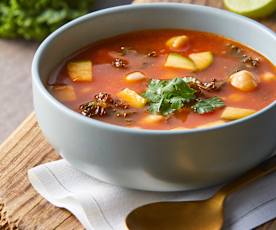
xmin=28 ymin=167 xmax=114 ymax=230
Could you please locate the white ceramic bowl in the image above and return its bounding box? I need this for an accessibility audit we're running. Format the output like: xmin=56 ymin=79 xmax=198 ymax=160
xmin=32 ymin=3 xmax=276 ymax=191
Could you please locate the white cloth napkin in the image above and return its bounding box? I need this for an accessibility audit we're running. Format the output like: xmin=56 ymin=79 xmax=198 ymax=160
xmin=28 ymin=159 xmax=276 ymax=230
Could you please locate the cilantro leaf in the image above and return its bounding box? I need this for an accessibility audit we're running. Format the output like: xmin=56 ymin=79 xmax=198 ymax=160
xmin=192 ymin=97 xmax=225 ymax=114
xmin=144 ymin=78 xmax=196 ymax=116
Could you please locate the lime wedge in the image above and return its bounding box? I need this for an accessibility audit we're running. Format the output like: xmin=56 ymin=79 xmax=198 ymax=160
xmin=224 ymin=0 xmax=276 ymax=18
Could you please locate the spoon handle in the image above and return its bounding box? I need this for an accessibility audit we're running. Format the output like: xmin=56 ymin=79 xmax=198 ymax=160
xmin=217 ymin=151 xmax=276 ymax=197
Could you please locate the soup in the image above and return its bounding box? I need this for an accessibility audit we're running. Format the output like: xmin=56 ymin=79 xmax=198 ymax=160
xmin=47 ymin=29 xmax=276 ymax=130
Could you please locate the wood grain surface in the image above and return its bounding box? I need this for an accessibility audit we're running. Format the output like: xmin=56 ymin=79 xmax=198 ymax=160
xmin=0 ymin=0 xmax=275 ymax=229
xmin=0 ymin=113 xmax=79 ymax=230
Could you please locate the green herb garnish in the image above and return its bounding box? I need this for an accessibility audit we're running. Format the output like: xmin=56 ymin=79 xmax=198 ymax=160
xmin=143 ymin=78 xmax=196 ymax=116
xmin=192 ymin=97 xmax=225 ymax=114
xmin=0 ymin=0 xmax=93 ymax=41
xmin=143 ymin=77 xmax=225 ymax=116
xmin=144 ymin=78 xmax=196 ymax=116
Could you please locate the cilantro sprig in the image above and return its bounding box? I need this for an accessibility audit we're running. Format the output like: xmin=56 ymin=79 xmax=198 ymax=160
xmin=143 ymin=78 xmax=196 ymax=116
xmin=192 ymin=97 xmax=225 ymax=114
xmin=143 ymin=77 xmax=225 ymax=116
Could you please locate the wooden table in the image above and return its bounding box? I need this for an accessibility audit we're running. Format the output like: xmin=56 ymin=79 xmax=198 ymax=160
xmin=0 ymin=0 xmax=275 ymax=229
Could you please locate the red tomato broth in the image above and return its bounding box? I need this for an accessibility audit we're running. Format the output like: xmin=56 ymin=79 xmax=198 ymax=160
xmin=47 ymin=29 xmax=276 ymax=130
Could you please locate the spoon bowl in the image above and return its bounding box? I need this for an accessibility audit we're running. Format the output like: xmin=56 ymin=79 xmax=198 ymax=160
xmin=126 ymin=154 xmax=276 ymax=230
xmin=126 ymin=197 xmax=224 ymax=230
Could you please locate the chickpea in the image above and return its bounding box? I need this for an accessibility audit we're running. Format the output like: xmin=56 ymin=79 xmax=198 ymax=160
xmin=229 ymin=70 xmax=258 ymax=92
xmin=126 ymin=71 xmax=146 ymax=82
xmin=140 ymin=115 xmax=165 ymax=124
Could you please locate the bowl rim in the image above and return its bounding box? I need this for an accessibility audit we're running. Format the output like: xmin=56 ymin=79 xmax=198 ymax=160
xmin=32 ymin=3 xmax=276 ymax=135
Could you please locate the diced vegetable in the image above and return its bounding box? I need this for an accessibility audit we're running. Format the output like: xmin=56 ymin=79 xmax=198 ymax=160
xmin=221 ymin=107 xmax=256 ymax=120
xmin=197 ymin=120 xmax=225 ymax=128
xmin=261 ymin=72 xmax=276 ymax=82
xmin=51 ymin=85 xmax=76 ymax=102
xmin=126 ymin=71 xmax=146 ymax=82
xmin=166 ymin=35 xmax=189 ymax=49
xmin=165 ymin=53 xmax=196 ymax=71
xmin=140 ymin=115 xmax=165 ymax=124
xmin=229 ymin=70 xmax=258 ymax=91
xmin=188 ymin=51 xmax=213 ymax=71
xmin=67 ymin=60 xmax=93 ymax=82
xmin=117 ymin=88 xmax=147 ymax=108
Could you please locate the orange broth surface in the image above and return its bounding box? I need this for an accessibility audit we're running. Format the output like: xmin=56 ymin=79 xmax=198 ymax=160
xmin=48 ymin=29 xmax=276 ymax=130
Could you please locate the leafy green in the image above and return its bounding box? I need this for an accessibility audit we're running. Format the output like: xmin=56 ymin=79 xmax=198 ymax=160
xmin=143 ymin=78 xmax=196 ymax=116
xmin=0 ymin=0 xmax=93 ymax=41
xmin=143 ymin=77 xmax=225 ymax=116
xmin=192 ymin=97 xmax=225 ymax=114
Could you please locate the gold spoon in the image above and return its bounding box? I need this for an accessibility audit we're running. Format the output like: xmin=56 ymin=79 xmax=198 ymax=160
xmin=126 ymin=154 xmax=276 ymax=230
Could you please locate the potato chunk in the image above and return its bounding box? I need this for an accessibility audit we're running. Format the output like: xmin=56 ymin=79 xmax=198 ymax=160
xmin=188 ymin=51 xmax=213 ymax=71
xmin=51 ymin=85 xmax=76 ymax=102
xmin=166 ymin=35 xmax=189 ymax=49
xmin=221 ymin=107 xmax=256 ymax=120
xmin=140 ymin=115 xmax=165 ymax=124
xmin=117 ymin=88 xmax=146 ymax=108
xmin=261 ymin=72 xmax=276 ymax=82
xmin=165 ymin=53 xmax=196 ymax=71
xmin=197 ymin=120 xmax=225 ymax=128
xmin=229 ymin=70 xmax=258 ymax=91
xmin=126 ymin=71 xmax=146 ymax=82
xmin=67 ymin=60 xmax=93 ymax=82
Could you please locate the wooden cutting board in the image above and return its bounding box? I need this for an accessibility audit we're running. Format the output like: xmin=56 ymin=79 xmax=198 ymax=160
xmin=0 ymin=0 xmax=275 ymax=229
